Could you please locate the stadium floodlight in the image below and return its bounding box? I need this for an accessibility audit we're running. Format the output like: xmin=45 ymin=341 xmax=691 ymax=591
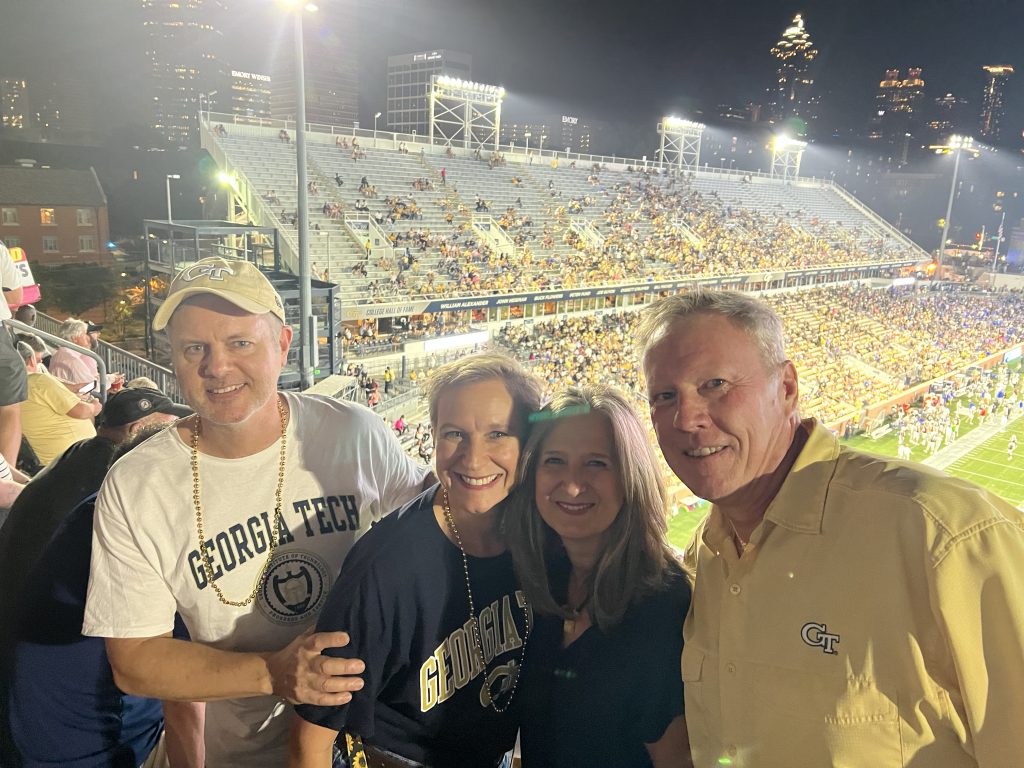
xmin=930 ymin=134 xmax=979 ymax=278
xmin=657 ymin=116 xmax=705 ymax=170
xmin=429 ymin=74 xmax=505 ymax=151
xmin=769 ymin=134 xmax=807 ymax=180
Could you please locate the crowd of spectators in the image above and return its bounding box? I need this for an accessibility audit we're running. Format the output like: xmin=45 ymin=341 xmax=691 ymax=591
xmin=494 ymin=285 xmax=1024 ymax=428
xmin=344 ymin=169 xmax=921 ymax=303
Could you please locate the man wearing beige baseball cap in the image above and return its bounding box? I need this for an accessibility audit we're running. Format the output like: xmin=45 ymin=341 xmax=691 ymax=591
xmin=83 ymin=257 xmax=431 ymax=766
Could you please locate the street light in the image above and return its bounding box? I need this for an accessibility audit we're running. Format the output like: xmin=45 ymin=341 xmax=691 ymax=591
xmin=373 ymin=111 xmax=382 ymax=145
xmin=539 ymin=134 xmax=547 ymax=153
xmin=281 ymin=0 xmax=318 ymax=389
xmin=524 ymin=131 xmax=532 ymax=154
xmin=165 ymin=174 xmax=180 ymax=223
xmin=931 ymin=134 xmax=978 ymax=278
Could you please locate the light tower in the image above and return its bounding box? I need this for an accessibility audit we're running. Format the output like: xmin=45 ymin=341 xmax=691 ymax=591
xmin=770 ymin=135 xmax=807 ymax=180
xmin=428 ymin=76 xmax=505 ymax=150
xmin=656 ymin=117 xmax=704 ymax=171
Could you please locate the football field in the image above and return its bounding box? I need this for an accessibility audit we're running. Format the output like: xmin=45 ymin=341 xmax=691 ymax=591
xmin=665 ymin=413 xmax=1024 ymax=552
xmin=939 ymin=418 xmax=1024 ymax=507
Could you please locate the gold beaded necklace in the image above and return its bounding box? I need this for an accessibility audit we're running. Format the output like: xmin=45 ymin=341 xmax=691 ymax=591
xmin=441 ymin=487 xmax=530 ymax=713
xmin=191 ymin=396 xmax=289 ymax=608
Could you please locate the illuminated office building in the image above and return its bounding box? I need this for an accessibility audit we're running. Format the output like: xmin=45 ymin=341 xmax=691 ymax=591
xmin=386 ymin=49 xmax=471 ymax=136
xmin=868 ymin=68 xmax=925 ymax=149
xmin=768 ymin=13 xmax=819 ymax=134
xmin=0 ymin=79 xmax=28 ymax=131
xmin=142 ymin=0 xmax=225 ymax=146
xmin=228 ymin=70 xmax=272 ymax=121
xmin=979 ymin=65 xmax=1013 ymax=143
xmin=272 ymin=3 xmax=360 ymax=128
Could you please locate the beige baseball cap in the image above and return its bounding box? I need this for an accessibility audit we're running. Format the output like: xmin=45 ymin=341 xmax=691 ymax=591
xmin=153 ymin=257 xmax=286 ymax=331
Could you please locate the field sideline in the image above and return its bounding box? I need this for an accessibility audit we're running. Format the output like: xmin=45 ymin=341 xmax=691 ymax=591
xmin=665 ymin=413 xmax=1024 ymax=552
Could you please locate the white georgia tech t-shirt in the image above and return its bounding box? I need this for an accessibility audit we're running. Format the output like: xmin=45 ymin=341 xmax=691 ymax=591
xmin=83 ymin=392 xmax=429 ymax=767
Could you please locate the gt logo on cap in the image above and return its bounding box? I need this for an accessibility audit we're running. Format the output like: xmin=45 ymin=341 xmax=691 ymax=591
xmin=182 ymin=263 xmax=235 ymax=282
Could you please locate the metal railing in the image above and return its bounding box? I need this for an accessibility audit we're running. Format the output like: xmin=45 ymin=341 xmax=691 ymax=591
xmin=30 ymin=312 xmax=180 ymax=402
xmin=5 ymin=318 xmax=110 ymax=404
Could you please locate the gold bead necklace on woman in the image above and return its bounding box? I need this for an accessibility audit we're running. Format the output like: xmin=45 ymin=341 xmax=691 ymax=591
xmin=191 ymin=395 xmax=289 ymax=608
xmin=441 ymin=487 xmax=530 ymax=713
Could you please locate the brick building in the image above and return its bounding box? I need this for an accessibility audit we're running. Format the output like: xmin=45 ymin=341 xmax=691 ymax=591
xmin=0 ymin=164 xmax=110 ymax=266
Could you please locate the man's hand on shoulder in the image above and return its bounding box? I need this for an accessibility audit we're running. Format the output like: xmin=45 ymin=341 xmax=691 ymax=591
xmin=266 ymin=628 xmax=365 ymax=706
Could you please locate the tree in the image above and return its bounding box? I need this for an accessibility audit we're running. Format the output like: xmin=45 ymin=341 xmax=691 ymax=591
xmin=37 ymin=262 xmax=118 ymax=318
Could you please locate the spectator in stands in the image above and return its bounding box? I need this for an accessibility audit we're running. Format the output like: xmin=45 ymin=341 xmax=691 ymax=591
xmin=334 ymin=173 xmax=344 ymax=187
xmin=19 ymin=341 xmax=100 ymax=466
xmin=125 ymin=376 xmax=160 ymax=389
xmin=81 ymin=257 xmax=430 ymax=767
xmin=13 ymin=304 xmax=35 ymax=326
xmin=15 ymin=333 xmax=48 ymax=372
xmin=393 ymin=414 xmax=407 ymax=436
xmin=289 ymin=352 xmax=541 ymax=768
xmin=636 ymin=290 xmax=1024 ymax=766
xmin=48 ymin=318 xmax=99 ymax=393
xmin=0 ymin=386 xmax=191 ymax=609
xmin=1 ymin=424 xmax=204 ymax=768
xmin=0 ymin=451 xmax=25 ymax=524
xmin=506 ymin=384 xmax=691 ymax=766
xmin=383 ymin=366 xmax=394 ymax=394
xmin=279 ymin=128 xmax=291 ymax=144
xmin=440 ymin=167 xmax=447 ymax=186
xmin=0 ymin=242 xmax=26 ymax=469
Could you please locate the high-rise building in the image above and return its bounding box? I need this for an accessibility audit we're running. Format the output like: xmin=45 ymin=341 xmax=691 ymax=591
xmin=0 ymin=79 xmax=29 ymax=131
xmin=979 ymin=65 xmax=1013 ymax=143
xmin=386 ymin=50 xmax=472 ymax=136
xmin=929 ymin=93 xmax=970 ymax=142
xmin=142 ymin=0 xmax=226 ymax=146
xmin=228 ymin=70 xmax=272 ymax=121
xmin=868 ymin=68 xmax=926 ymax=147
xmin=768 ymin=13 xmax=819 ymax=134
xmin=271 ymin=4 xmax=360 ymax=128
xmin=500 ymin=115 xmax=597 ymax=155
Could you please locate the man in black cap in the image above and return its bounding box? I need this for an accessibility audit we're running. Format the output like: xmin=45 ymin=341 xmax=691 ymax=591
xmin=1 ymin=423 xmax=202 ymax=768
xmin=0 ymin=386 xmax=191 ymax=609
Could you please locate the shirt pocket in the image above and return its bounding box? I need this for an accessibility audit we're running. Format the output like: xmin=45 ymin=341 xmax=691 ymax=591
xmin=680 ymin=646 xmax=709 ymax=751
xmin=750 ymin=663 xmax=904 ymax=766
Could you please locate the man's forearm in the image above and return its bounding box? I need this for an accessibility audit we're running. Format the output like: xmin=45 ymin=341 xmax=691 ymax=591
xmin=107 ymin=629 xmax=364 ymax=706
xmin=108 ymin=636 xmax=273 ymax=702
xmin=162 ymin=700 xmax=206 ymax=768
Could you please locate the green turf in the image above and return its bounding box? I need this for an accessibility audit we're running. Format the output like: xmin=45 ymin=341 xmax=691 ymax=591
xmin=667 ymin=503 xmax=710 ymax=552
xmin=943 ymin=419 xmax=1024 ymax=507
xmin=664 ymin=405 xmax=1024 ymax=552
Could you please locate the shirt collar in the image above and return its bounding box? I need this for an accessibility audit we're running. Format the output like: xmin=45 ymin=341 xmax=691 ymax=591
xmin=762 ymin=418 xmax=840 ymax=535
xmin=700 ymin=418 xmax=840 ymax=554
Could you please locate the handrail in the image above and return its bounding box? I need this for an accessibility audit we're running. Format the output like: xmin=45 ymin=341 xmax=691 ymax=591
xmin=30 ymin=312 xmax=181 ymax=403
xmin=5 ymin=318 xmax=110 ymax=404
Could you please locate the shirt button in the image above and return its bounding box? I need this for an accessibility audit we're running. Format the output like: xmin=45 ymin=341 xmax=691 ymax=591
xmin=726 ymin=662 xmax=736 ymax=674
xmin=729 ymin=583 xmax=742 ymax=595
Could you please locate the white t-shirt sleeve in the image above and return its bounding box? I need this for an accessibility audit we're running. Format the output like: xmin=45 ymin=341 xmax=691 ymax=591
xmin=82 ymin=473 xmax=178 ymax=638
xmin=357 ymin=404 xmax=429 ymax=518
xmin=0 ymin=242 xmax=18 ymax=291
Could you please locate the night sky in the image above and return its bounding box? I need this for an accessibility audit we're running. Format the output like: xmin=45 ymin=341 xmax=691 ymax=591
xmin=3 ymin=0 xmax=1024 ymax=142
